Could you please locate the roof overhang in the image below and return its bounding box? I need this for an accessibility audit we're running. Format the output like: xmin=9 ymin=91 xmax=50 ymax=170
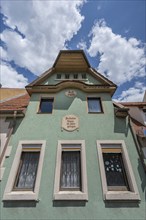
xmin=0 ymin=110 xmax=25 ymax=118
xmin=26 ymin=80 xmax=117 ymax=96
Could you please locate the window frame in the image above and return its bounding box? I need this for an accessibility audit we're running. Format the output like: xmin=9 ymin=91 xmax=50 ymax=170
xmin=97 ymin=140 xmax=140 ymax=201
xmin=87 ymin=97 xmax=103 ymax=114
xmin=65 ymin=73 xmax=70 ymax=79
xmin=56 ymin=73 xmax=61 ymax=79
xmin=53 ymin=140 xmax=88 ymax=201
xmin=73 ymin=74 xmax=78 ymax=79
xmin=3 ymin=140 xmax=46 ymax=201
xmin=38 ymin=97 xmax=54 ymax=114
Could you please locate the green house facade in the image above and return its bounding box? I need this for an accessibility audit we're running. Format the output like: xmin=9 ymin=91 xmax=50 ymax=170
xmin=0 ymin=51 xmax=145 ymax=220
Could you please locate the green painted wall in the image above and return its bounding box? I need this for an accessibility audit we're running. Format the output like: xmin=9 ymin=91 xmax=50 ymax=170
xmin=1 ymin=89 xmax=145 ymax=220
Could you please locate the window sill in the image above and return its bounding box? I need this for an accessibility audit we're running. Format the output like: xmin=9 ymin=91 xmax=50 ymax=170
xmin=3 ymin=191 xmax=38 ymax=201
xmin=54 ymin=191 xmax=88 ymax=201
xmin=105 ymin=191 xmax=141 ymax=201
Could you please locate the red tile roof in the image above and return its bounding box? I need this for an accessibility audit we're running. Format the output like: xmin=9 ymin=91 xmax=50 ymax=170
xmin=0 ymin=93 xmax=30 ymax=111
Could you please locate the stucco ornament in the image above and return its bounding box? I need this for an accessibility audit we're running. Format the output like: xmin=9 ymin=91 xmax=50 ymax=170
xmin=62 ymin=115 xmax=79 ymax=131
xmin=65 ymin=90 xmax=77 ymax=97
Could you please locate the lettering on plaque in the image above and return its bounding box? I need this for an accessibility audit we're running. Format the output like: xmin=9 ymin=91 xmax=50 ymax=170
xmin=65 ymin=90 xmax=77 ymax=97
xmin=62 ymin=115 xmax=79 ymax=131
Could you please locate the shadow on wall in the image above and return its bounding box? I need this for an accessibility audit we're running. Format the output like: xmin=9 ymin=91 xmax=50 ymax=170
xmin=137 ymin=158 xmax=146 ymax=194
xmin=104 ymin=201 xmax=140 ymax=208
xmin=114 ymin=115 xmax=129 ymax=136
xmin=3 ymin=201 xmax=37 ymax=208
xmin=53 ymin=200 xmax=86 ymax=207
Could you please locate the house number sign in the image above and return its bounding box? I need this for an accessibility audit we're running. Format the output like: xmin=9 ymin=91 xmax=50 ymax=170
xmin=62 ymin=115 xmax=79 ymax=131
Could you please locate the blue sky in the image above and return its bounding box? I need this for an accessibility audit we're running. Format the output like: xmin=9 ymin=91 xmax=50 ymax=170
xmin=0 ymin=0 xmax=145 ymax=101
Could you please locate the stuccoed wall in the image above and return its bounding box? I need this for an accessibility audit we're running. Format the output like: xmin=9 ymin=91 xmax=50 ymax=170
xmin=1 ymin=89 xmax=145 ymax=220
xmin=43 ymin=72 xmax=102 ymax=85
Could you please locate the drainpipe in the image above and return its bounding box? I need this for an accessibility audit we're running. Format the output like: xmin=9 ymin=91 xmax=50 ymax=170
xmin=128 ymin=116 xmax=146 ymax=172
xmin=0 ymin=111 xmax=17 ymax=165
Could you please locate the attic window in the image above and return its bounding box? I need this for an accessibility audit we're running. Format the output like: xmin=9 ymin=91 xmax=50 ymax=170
xmin=57 ymin=74 xmax=61 ymax=79
xmin=65 ymin=74 xmax=70 ymax=79
xmin=82 ymin=73 xmax=87 ymax=79
xmin=73 ymin=74 xmax=78 ymax=79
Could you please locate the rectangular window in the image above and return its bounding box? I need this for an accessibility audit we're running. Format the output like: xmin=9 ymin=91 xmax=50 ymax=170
xmin=13 ymin=152 xmax=40 ymax=191
xmin=39 ymin=98 xmax=54 ymax=113
xmin=82 ymin=73 xmax=87 ymax=79
xmin=102 ymin=148 xmax=129 ymax=191
xmin=97 ymin=140 xmax=140 ymax=201
xmin=3 ymin=141 xmax=46 ymax=201
xmin=87 ymin=97 xmax=102 ymax=113
xmin=54 ymin=140 xmax=88 ymax=201
xmin=60 ymin=150 xmax=81 ymax=191
xmin=73 ymin=74 xmax=78 ymax=79
xmin=57 ymin=74 xmax=61 ymax=79
xmin=65 ymin=74 xmax=70 ymax=79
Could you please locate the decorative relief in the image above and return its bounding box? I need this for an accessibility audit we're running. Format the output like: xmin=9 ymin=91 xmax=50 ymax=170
xmin=62 ymin=115 xmax=79 ymax=131
xmin=65 ymin=90 xmax=77 ymax=97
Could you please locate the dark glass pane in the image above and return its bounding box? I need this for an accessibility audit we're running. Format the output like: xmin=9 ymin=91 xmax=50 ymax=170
xmin=60 ymin=151 xmax=81 ymax=190
xmin=40 ymin=99 xmax=53 ymax=113
xmin=74 ymin=74 xmax=78 ymax=79
xmin=15 ymin=152 xmax=40 ymax=190
xmin=103 ymin=153 xmax=129 ymax=190
xmin=88 ymin=98 xmax=102 ymax=113
xmin=82 ymin=73 xmax=86 ymax=79
xmin=57 ymin=74 xmax=61 ymax=79
xmin=65 ymin=74 xmax=69 ymax=79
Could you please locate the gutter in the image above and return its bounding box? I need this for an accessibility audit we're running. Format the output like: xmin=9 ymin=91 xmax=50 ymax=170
xmin=128 ymin=116 xmax=146 ymax=172
xmin=0 ymin=111 xmax=17 ymax=165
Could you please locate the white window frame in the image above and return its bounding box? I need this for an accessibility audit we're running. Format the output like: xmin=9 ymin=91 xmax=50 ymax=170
xmin=3 ymin=140 xmax=46 ymax=201
xmin=97 ymin=140 xmax=140 ymax=201
xmin=53 ymin=140 xmax=88 ymax=201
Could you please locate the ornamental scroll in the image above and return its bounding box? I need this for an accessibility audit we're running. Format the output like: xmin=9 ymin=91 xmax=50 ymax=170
xmin=62 ymin=115 xmax=79 ymax=131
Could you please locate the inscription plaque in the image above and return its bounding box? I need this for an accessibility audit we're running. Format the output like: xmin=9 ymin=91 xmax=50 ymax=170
xmin=62 ymin=115 xmax=79 ymax=131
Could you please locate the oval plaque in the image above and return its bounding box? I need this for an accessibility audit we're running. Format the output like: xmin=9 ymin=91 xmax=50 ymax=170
xmin=65 ymin=90 xmax=77 ymax=97
xmin=62 ymin=115 xmax=79 ymax=131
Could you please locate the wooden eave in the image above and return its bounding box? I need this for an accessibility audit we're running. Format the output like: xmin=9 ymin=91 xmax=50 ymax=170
xmin=0 ymin=109 xmax=25 ymax=118
xmin=53 ymin=50 xmax=90 ymax=72
xmin=26 ymin=81 xmax=116 ymax=96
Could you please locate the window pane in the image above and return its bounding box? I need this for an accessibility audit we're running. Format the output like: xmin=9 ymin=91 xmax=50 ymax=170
xmin=57 ymin=74 xmax=61 ymax=79
xmin=88 ymin=98 xmax=102 ymax=113
xmin=103 ymin=153 xmax=129 ymax=190
xmin=60 ymin=151 xmax=81 ymax=190
xmin=15 ymin=152 xmax=40 ymax=190
xmin=82 ymin=73 xmax=86 ymax=79
xmin=65 ymin=74 xmax=69 ymax=79
xmin=74 ymin=74 xmax=78 ymax=79
xmin=40 ymin=98 xmax=53 ymax=113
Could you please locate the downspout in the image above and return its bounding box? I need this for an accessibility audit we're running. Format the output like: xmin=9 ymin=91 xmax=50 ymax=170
xmin=0 ymin=111 xmax=17 ymax=165
xmin=128 ymin=116 xmax=146 ymax=172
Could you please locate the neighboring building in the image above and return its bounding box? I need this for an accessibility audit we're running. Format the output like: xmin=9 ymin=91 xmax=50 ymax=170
xmin=0 ymin=51 xmax=145 ymax=220
xmin=121 ymin=100 xmax=146 ymax=171
xmin=0 ymin=89 xmax=30 ymax=180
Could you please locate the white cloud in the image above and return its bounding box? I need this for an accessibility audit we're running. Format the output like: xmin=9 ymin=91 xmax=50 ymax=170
xmin=88 ymin=19 xmax=145 ymax=85
xmin=1 ymin=0 xmax=85 ymax=75
xmin=0 ymin=62 xmax=28 ymax=88
xmin=77 ymin=39 xmax=87 ymax=50
xmin=113 ymin=83 xmax=146 ymax=102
